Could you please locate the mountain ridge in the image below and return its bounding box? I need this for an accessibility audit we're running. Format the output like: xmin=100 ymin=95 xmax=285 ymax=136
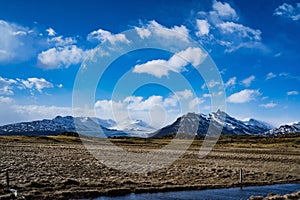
xmin=151 ymin=111 xmax=276 ymax=137
xmin=0 ymin=112 xmax=298 ymax=137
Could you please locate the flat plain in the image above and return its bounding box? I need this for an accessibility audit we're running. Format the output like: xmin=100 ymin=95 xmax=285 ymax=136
xmin=0 ymin=134 xmax=299 ymax=199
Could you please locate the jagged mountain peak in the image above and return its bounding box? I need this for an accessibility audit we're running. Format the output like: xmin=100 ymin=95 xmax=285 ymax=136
xmin=243 ymin=118 xmax=275 ymax=130
xmin=153 ymin=111 xmax=274 ymax=137
xmin=0 ymin=115 xmax=154 ymax=138
xmin=264 ymin=122 xmax=300 ymax=136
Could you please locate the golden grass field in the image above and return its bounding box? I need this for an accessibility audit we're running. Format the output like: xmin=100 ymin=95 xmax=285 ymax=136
xmin=0 ymin=134 xmax=299 ymax=199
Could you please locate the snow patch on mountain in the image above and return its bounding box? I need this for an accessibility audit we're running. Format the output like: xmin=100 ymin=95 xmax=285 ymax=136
xmin=264 ymin=122 xmax=300 ymax=136
xmin=153 ymin=110 xmax=275 ymax=137
xmin=0 ymin=116 xmax=155 ymax=137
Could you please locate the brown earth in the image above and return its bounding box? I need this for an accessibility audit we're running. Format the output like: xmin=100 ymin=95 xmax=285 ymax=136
xmin=0 ymin=135 xmax=299 ymax=199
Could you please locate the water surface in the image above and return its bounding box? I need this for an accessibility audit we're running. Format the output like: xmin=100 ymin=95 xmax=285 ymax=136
xmin=89 ymin=184 xmax=300 ymax=200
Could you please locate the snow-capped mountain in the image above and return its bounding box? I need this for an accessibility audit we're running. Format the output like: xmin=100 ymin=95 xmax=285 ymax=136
xmin=152 ymin=110 xmax=275 ymax=137
xmin=0 ymin=116 xmax=154 ymax=137
xmin=243 ymin=118 xmax=275 ymax=131
xmin=0 ymin=112 xmax=297 ymax=138
xmin=263 ymin=122 xmax=300 ymax=136
xmin=110 ymin=119 xmax=155 ymax=136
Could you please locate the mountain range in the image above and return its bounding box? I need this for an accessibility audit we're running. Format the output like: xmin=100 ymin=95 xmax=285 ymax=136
xmin=0 ymin=111 xmax=299 ymax=137
xmin=151 ymin=110 xmax=276 ymax=137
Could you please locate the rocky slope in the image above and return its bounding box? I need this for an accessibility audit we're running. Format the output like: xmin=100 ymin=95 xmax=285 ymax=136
xmin=264 ymin=122 xmax=300 ymax=136
xmin=152 ymin=110 xmax=275 ymax=137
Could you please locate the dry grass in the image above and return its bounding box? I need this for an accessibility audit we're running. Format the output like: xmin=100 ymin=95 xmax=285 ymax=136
xmin=0 ymin=134 xmax=299 ymax=199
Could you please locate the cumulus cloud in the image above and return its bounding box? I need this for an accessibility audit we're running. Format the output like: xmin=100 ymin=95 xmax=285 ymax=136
xmin=188 ymin=97 xmax=204 ymax=109
xmin=0 ymin=76 xmax=16 ymax=95
xmin=274 ymin=3 xmax=300 ymax=21
xmin=227 ymin=89 xmax=260 ymax=103
xmin=0 ymin=20 xmax=36 ymax=62
xmin=174 ymin=89 xmax=193 ymax=99
xmin=47 ymin=36 xmax=77 ymax=46
xmin=207 ymin=80 xmax=220 ymax=88
xmin=94 ymin=89 xmax=203 ymax=128
xmin=259 ymin=102 xmax=277 ymax=108
xmin=196 ymin=19 xmax=210 ymax=36
xmin=13 ymin=104 xmax=71 ymax=118
xmin=266 ymin=72 xmax=277 ymax=80
xmin=242 ymin=75 xmax=255 ymax=87
xmin=217 ymin=22 xmax=261 ymax=41
xmin=133 ymin=47 xmax=207 ymax=78
xmin=212 ymin=0 xmax=238 ymax=20
xmin=0 ymin=76 xmax=55 ymax=95
xmin=46 ymin=27 xmax=56 ymax=36
xmin=0 ymin=103 xmax=95 ymax=126
xmin=0 ymin=96 xmax=13 ymax=103
xmin=287 ymin=90 xmax=299 ymax=96
xmin=225 ymin=77 xmax=236 ymax=88
xmin=20 ymin=78 xmax=53 ymax=93
xmin=203 ymin=93 xmax=211 ymax=98
xmin=87 ymin=29 xmax=130 ymax=44
xmin=195 ymin=1 xmax=264 ymax=53
xmin=135 ymin=20 xmax=189 ymax=42
xmin=134 ymin=27 xmax=151 ymax=39
xmin=38 ymin=45 xmax=85 ymax=69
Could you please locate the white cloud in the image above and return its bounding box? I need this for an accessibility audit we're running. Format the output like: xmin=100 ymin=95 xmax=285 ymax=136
xmin=133 ymin=60 xmax=169 ymax=78
xmin=274 ymin=3 xmax=300 ymax=21
xmin=189 ymin=97 xmax=204 ymax=109
xmin=287 ymin=90 xmax=299 ymax=96
xmin=207 ymin=80 xmax=220 ymax=88
xmin=274 ymin=52 xmax=282 ymax=57
xmin=0 ymin=102 xmax=93 ymax=126
xmin=0 ymin=20 xmax=35 ymax=62
xmin=1 ymin=76 xmax=55 ymax=95
xmin=195 ymin=2 xmax=263 ymax=53
xmin=94 ymin=89 xmax=199 ymax=128
xmin=57 ymin=84 xmax=63 ymax=88
xmin=20 ymin=78 xmax=53 ymax=93
xmin=134 ymin=27 xmax=151 ymax=39
xmin=87 ymin=29 xmax=130 ymax=44
xmin=196 ymin=19 xmax=210 ymax=36
xmin=85 ymin=47 xmax=110 ymax=62
xmin=133 ymin=47 xmax=207 ymax=78
xmin=175 ymin=89 xmax=193 ymax=99
xmin=266 ymin=72 xmax=277 ymax=80
xmin=242 ymin=75 xmax=255 ymax=87
xmin=47 ymin=36 xmax=77 ymax=46
xmin=203 ymin=93 xmax=211 ymax=98
xmin=227 ymin=89 xmax=260 ymax=103
xmin=146 ymin=20 xmax=189 ymax=42
xmin=0 ymin=96 xmax=13 ymax=103
xmin=217 ymin=22 xmax=261 ymax=41
xmin=12 ymin=31 xmax=27 ymax=36
xmin=46 ymin=27 xmax=56 ymax=36
xmin=125 ymin=95 xmax=164 ymax=111
xmin=38 ymin=45 xmax=85 ymax=69
xmin=0 ymin=76 xmax=16 ymax=95
xmin=11 ymin=105 xmax=90 ymax=124
xmin=262 ymin=96 xmax=269 ymax=100
xmin=225 ymin=77 xmax=236 ymax=88
xmin=259 ymin=102 xmax=277 ymax=108
xmin=212 ymin=0 xmax=238 ymax=20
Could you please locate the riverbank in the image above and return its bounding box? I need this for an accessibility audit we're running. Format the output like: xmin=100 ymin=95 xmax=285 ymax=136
xmin=0 ymin=135 xmax=299 ymax=199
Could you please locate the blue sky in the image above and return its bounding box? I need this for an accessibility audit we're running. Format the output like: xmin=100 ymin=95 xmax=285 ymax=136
xmin=0 ymin=0 xmax=299 ymax=127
